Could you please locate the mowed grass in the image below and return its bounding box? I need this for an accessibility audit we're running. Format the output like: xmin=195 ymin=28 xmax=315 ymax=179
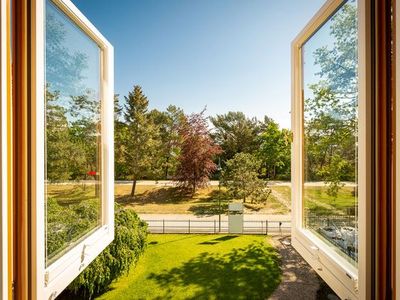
xmin=96 ymin=234 xmax=281 ymax=300
xmin=45 ymin=182 xmax=289 ymax=215
xmin=304 ymin=186 xmax=357 ymax=215
xmin=267 ymin=184 xmax=357 ymax=215
xmin=46 ymin=183 xmax=98 ymax=205
xmin=270 ymin=185 xmax=291 ymax=201
xmin=116 ymin=184 xmax=289 ymax=215
xmin=241 ymin=185 xmax=353 ymax=215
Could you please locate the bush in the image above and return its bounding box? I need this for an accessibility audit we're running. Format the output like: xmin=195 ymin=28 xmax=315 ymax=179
xmin=47 ymin=197 xmax=99 ymax=262
xmin=66 ymin=205 xmax=148 ymax=299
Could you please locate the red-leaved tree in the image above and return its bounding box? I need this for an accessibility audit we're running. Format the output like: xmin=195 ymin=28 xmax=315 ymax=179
xmin=175 ymin=111 xmax=222 ymax=194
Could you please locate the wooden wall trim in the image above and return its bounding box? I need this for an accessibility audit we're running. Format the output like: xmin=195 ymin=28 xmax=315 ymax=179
xmin=374 ymin=0 xmax=396 ymax=298
xmin=11 ymin=0 xmax=31 ymax=299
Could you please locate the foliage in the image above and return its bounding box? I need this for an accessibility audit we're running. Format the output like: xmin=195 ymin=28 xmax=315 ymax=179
xmin=46 ymin=6 xmax=100 ymax=184
xmin=305 ymin=0 xmax=357 ymax=197
xmin=210 ymin=112 xmax=265 ymax=164
xmin=46 ymin=4 xmax=88 ymax=96
xmin=313 ymin=0 xmax=358 ymax=99
xmin=257 ymin=121 xmax=291 ymax=180
xmin=175 ymin=111 xmax=222 ymax=194
xmin=114 ymin=87 xmax=292 ymax=182
xmin=66 ymin=205 xmax=148 ymax=299
xmin=221 ymin=153 xmax=271 ymax=203
xmin=122 ymin=86 xmax=161 ymax=196
xmin=149 ymin=105 xmax=185 ymax=179
xmin=114 ymin=94 xmax=129 ymax=179
xmin=45 ymin=89 xmax=74 ymax=181
xmin=317 ymin=154 xmax=349 ymax=198
xmin=46 ymin=195 xmax=100 ymax=262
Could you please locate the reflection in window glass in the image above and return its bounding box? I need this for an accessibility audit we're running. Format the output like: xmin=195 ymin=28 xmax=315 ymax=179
xmin=302 ymin=0 xmax=358 ymax=265
xmin=45 ymin=0 xmax=101 ymax=266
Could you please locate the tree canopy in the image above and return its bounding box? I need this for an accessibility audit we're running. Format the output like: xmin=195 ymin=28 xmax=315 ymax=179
xmin=175 ymin=111 xmax=222 ymax=194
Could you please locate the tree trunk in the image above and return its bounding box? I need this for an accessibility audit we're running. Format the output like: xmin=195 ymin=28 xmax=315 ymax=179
xmin=95 ymin=174 xmax=100 ymax=197
xmin=131 ymin=179 xmax=137 ymax=197
xmin=192 ymin=182 xmax=196 ymax=197
xmin=165 ymin=156 xmax=169 ymax=179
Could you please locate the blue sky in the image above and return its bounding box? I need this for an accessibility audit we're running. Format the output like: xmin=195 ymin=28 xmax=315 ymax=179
xmin=72 ymin=0 xmax=325 ymax=129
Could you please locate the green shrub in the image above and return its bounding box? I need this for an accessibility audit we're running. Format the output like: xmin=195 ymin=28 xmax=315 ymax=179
xmin=66 ymin=205 xmax=148 ymax=299
xmin=47 ymin=197 xmax=99 ymax=262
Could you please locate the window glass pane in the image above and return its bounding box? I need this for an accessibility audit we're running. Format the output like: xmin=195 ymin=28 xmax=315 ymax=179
xmin=302 ymin=0 xmax=358 ymax=266
xmin=45 ymin=0 xmax=101 ymax=266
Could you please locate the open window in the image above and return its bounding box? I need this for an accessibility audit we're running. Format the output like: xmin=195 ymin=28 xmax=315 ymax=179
xmin=30 ymin=0 xmax=114 ymax=298
xmin=291 ymin=0 xmax=371 ymax=298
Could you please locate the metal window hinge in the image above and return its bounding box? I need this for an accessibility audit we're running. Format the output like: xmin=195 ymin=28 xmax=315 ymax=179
xmin=352 ymin=277 xmax=358 ymax=292
xmin=44 ymin=271 xmax=49 ymax=287
xmin=48 ymin=291 xmax=58 ymax=300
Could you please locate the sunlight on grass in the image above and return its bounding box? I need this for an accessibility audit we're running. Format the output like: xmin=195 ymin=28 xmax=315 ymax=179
xmin=304 ymin=186 xmax=357 ymax=215
xmin=96 ymin=234 xmax=281 ymax=300
xmin=115 ymin=184 xmax=289 ymax=215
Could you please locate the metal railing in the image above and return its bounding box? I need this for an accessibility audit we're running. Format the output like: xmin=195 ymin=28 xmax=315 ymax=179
xmin=142 ymin=219 xmax=291 ymax=235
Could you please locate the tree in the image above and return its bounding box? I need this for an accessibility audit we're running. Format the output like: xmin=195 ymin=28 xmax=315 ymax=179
xmin=114 ymin=94 xmax=129 ymax=180
xmin=123 ymin=86 xmax=160 ymax=196
xmin=175 ymin=111 xmax=221 ymax=194
xmin=313 ymin=1 xmax=358 ymax=100
xmin=304 ymin=0 xmax=357 ymax=196
xmin=221 ymin=153 xmax=270 ymax=203
xmin=46 ymin=4 xmax=89 ymax=96
xmin=68 ymin=90 xmax=101 ymax=182
xmin=257 ymin=121 xmax=291 ymax=180
xmin=46 ymin=88 xmax=74 ymax=181
xmin=210 ymin=112 xmax=263 ymax=164
xmin=149 ymin=105 xmax=185 ymax=179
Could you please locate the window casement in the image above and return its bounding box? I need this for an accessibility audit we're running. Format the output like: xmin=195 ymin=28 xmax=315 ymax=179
xmin=28 ymin=0 xmax=114 ymax=298
xmin=291 ymin=0 xmax=371 ymax=299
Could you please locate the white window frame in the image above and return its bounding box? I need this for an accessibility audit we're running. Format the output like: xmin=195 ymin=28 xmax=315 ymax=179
xmin=291 ymin=0 xmax=371 ymax=299
xmin=1 ymin=0 xmax=9 ymax=298
xmin=30 ymin=0 xmax=114 ymax=299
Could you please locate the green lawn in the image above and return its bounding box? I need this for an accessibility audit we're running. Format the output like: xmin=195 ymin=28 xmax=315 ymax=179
xmin=269 ymin=185 xmax=357 ymax=215
xmin=96 ymin=234 xmax=281 ymax=300
xmin=116 ymin=184 xmax=288 ymax=215
xmin=304 ymin=186 xmax=357 ymax=215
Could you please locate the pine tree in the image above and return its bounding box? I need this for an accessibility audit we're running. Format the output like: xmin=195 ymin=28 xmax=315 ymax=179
xmin=123 ymin=86 xmax=160 ymax=196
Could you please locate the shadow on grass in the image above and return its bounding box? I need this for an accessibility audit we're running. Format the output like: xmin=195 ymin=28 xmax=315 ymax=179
xmin=116 ymin=187 xmax=192 ymax=205
xmin=243 ymin=203 xmax=263 ymax=212
xmin=188 ymin=202 xmax=228 ymax=216
xmin=198 ymin=235 xmax=239 ymax=245
xmin=47 ymin=185 xmax=97 ymax=205
xmin=148 ymin=242 xmax=281 ymax=299
xmin=188 ymin=189 xmax=231 ymax=216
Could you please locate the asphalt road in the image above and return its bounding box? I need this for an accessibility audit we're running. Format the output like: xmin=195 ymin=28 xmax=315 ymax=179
xmin=139 ymin=213 xmax=291 ymax=234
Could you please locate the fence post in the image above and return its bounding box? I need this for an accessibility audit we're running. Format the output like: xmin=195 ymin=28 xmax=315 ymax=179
xmin=261 ymin=221 xmax=263 ymax=234
xmin=266 ymin=220 xmax=268 ymax=235
xmin=163 ymin=219 xmax=165 ymax=234
xmin=188 ymin=219 xmax=191 ymax=234
xmin=214 ymin=220 xmax=216 ymax=234
xmin=279 ymin=221 xmax=282 ymax=235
